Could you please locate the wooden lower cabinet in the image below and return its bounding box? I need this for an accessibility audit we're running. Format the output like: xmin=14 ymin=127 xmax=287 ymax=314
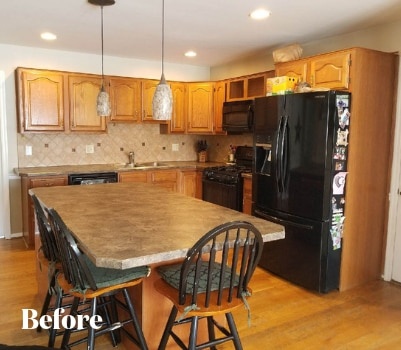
xmin=242 ymin=176 xmax=252 ymax=215
xmin=21 ymin=175 xmax=68 ymax=247
xmin=119 ymin=169 xmax=202 ymax=196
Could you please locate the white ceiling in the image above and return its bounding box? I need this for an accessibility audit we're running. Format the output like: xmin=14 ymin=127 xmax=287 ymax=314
xmin=1 ymin=0 xmax=401 ymax=67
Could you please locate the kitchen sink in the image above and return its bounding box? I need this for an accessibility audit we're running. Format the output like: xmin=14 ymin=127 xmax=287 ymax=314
xmin=115 ymin=162 xmax=171 ymax=170
xmin=136 ymin=161 xmax=170 ymax=168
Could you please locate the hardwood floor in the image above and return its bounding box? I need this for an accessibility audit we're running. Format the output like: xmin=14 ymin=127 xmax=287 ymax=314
xmin=1 ymin=237 xmax=401 ymax=349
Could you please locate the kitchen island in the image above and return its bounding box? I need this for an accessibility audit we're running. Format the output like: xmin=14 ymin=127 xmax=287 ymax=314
xmin=31 ymin=182 xmax=284 ymax=348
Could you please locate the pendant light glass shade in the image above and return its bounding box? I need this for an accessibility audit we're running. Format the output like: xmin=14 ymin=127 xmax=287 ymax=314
xmin=96 ymin=4 xmax=111 ymax=117
xmin=153 ymin=74 xmax=172 ymax=120
xmin=97 ymin=85 xmax=111 ymax=117
xmin=152 ymin=0 xmax=172 ymax=121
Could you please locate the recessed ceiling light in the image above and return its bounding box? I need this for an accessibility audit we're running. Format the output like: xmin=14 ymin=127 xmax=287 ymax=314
xmin=185 ymin=51 xmax=197 ymax=58
xmin=250 ymin=8 xmax=271 ymax=20
xmin=41 ymin=32 xmax=57 ymax=41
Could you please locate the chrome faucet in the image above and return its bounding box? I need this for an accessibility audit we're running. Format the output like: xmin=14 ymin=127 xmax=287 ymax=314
xmin=128 ymin=151 xmax=135 ymax=165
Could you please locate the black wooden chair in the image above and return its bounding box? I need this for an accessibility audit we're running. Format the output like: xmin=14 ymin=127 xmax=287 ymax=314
xmin=154 ymin=221 xmax=264 ymax=350
xmin=47 ymin=208 xmax=151 ymax=350
xmin=31 ymin=195 xmax=73 ymax=347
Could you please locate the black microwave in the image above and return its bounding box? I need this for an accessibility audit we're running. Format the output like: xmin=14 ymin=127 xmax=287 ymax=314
xmin=222 ymin=100 xmax=254 ymax=133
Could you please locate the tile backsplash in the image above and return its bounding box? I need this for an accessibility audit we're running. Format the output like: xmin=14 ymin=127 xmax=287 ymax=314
xmin=17 ymin=123 xmax=253 ymax=167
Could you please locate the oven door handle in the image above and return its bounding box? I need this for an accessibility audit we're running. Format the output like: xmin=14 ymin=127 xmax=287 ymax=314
xmin=202 ymin=178 xmax=237 ymax=188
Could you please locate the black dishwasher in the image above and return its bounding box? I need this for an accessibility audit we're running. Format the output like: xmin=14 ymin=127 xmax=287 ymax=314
xmin=68 ymin=172 xmax=118 ymax=185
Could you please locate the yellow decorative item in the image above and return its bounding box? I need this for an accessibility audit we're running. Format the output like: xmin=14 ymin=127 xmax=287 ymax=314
xmin=266 ymin=76 xmax=297 ymax=95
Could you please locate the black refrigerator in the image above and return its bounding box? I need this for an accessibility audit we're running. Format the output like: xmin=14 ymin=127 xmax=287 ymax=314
xmin=252 ymin=91 xmax=351 ymax=293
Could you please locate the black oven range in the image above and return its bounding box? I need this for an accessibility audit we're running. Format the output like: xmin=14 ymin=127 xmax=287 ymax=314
xmin=202 ymin=146 xmax=252 ymax=211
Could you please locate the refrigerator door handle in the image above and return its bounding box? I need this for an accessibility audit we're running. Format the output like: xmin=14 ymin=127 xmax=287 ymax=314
xmin=280 ymin=115 xmax=289 ymax=191
xmin=276 ymin=115 xmax=285 ymax=192
xmin=254 ymin=209 xmax=314 ymax=231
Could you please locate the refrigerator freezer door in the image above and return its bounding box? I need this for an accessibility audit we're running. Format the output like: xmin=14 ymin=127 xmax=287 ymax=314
xmin=254 ymin=93 xmax=336 ymax=221
xmin=255 ymin=208 xmax=341 ymax=292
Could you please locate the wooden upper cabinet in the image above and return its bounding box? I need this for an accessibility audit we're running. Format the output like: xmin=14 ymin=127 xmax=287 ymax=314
xmin=275 ymin=60 xmax=309 ymax=84
xmin=226 ymin=72 xmax=271 ymax=101
xmin=68 ymin=74 xmax=107 ymax=132
xmin=169 ymin=82 xmax=187 ymax=133
xmin=213 ymin=81 xmax=226 ymax=134
xmin=108 ymin=77 xmax=142 ymax=122
xmin=275 ymin=51 xmax=351 ymax=90
xmin=142 ymin=79 xmax=159 ymax=122
xmin=16 ymin=68 xmax=66 ymax=132
xmin=187 ymin=82 xmax=214 ymax=134
xmin=310 ymin=52 xmax=351 ymax=89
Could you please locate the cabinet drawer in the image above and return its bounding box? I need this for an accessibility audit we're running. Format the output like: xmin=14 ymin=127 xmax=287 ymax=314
xmin=119 ymin=171 xmax=148 ymax=183
xmin=30 ymin=176 xmax=67 ymax=188
xmin=150 ymin=170 xmax=177 ymax=183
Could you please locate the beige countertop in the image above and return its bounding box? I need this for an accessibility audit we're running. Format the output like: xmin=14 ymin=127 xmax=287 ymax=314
xmin=31 ymin=182 xmax=284 ymax=269
xmin=15 ymin=161 xmax=225 ymax=177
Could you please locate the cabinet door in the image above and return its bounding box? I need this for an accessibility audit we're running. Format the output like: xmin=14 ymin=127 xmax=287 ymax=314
xmin=196 ymin=170 xmax=203 ymax=199
xmin=310 ymin=52 xmax=351 ymax=89
xmin=214 ymin=81 xmax=226 ymax=134
xmin=179 ymin=170 xmax=197 ymax=197
xmin=170 ymin=82 xmax=187 ymax=133
xmin=142 ymin=79 xmax=159 ymax=122
xmin=109 ymin=77 xmax=142 ymax=122
xmin=187 ymin=82 xmax=214 ymax=134
xmin=68 ymin=74 xmax=107 ymax=132
xmin=16 ymin=68 xmax=65 ymax=132
xmin=23 ymin=175 xmax=68 ymax=247
xmin=276 ymin=60 xmax=309 ymax=84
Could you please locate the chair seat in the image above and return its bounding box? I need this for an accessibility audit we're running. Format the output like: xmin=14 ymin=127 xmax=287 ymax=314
xmin=58 ymin=261 xmax=150 ymax=299
xmin=157 ymin=261 xmax=239 ymax=294
xmin=154 ymin=278 xmax=251 ymax=317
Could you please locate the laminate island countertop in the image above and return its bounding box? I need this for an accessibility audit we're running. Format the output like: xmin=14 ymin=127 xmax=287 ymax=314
xmin=30 ymin=182 xmax=284 ymax=270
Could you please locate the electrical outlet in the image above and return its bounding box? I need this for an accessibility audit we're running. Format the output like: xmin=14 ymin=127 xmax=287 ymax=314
xmin=25 ymin=145 xmax=32 ymax=156
xmin=172 ymin=143 xmax=179 ymax=151
xmin=86 ymin=145 xmax=94 ymax=154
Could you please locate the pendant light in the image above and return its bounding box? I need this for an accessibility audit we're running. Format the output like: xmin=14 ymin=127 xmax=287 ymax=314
xmin=89 ymin=0 xmax=115 ymax=117
xmin=152 ymin=0 xmax=173 ymax=121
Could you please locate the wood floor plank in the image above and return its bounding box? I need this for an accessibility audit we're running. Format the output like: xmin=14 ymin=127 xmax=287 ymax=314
xmin=1 ymin=237 xmax=401 ymax=349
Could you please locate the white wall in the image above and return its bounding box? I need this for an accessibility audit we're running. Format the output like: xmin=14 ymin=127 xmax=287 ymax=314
xmin=211 ymin=19 xmax=401 ymax=79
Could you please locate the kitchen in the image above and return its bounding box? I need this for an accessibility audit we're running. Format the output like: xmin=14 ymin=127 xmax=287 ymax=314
xmin=2 ymin=0 xmax=401 ymax=348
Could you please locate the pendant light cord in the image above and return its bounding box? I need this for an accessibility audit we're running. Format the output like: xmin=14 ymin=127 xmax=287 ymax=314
xmin=100 ymin=5 xmax=105 ymax=88
xmin=161 ymin=0 xmax=165 ymax=76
